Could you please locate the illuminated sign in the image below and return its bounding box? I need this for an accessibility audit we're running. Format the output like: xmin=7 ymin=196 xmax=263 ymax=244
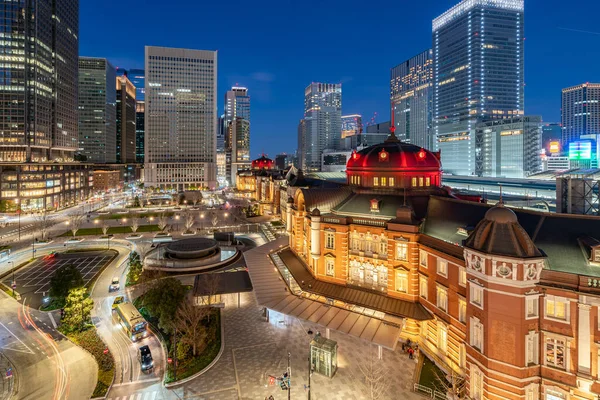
xmin=569 ymin=141 xmax=592 ymax=160
xmin=500 ymin=129 xmax=523 ymax=136
xmin=549 ymin=141 xmax=560 ymax=154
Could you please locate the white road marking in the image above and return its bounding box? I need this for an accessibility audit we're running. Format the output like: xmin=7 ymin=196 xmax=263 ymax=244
xmin=48 ymin=312 xmax=57 ymax=328
xmin=0 ymin=322 xmax=34 ymax=354
xmin=110 ymin=377 xmax=161 ymax=387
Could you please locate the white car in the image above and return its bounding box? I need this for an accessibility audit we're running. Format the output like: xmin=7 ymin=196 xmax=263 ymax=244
xmin=109 ymin=277 xmax=120 ymax=292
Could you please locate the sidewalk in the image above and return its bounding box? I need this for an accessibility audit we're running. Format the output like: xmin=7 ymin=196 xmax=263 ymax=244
xmin=0 ymin=352 xmax=16 ymax=400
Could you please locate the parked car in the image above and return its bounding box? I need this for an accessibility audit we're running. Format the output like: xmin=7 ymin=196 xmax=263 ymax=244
xmin=112 ymin=296 xmax=124 ymax=310
xmin=109 ymin=277 xmax=120 ymax=292
xmin=138 ymin=345 xmax=153 ymax=372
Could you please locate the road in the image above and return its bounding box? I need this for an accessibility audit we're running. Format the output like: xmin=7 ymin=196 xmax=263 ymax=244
xmin=90 ymin=244 xmax=166 ymax=395
xmin=0 ymin=293 xmax=96 ymax=400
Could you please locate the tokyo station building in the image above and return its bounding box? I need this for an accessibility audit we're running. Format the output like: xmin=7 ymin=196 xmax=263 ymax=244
xmin=243 ymin=132 xmax=600 ymax=400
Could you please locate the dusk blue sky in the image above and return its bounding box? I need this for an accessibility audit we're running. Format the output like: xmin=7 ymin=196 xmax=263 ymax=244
xmin=80 ymin=0 xmax=600 ymax=159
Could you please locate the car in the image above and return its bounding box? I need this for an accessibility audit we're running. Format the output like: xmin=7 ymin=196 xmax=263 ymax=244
xmin=112 ymin=296 xmax=124 ymax=310
xmin=138 ymin=345 xmax=153 ymax=372
xmin=109 ymin=277 xmax=120 ymax=292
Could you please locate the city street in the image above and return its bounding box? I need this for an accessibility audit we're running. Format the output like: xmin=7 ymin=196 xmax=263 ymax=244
xmin=90 ymin=245 xmax=166 ymax=394
xmin=0 ymin=294 xmax=96 ymax=400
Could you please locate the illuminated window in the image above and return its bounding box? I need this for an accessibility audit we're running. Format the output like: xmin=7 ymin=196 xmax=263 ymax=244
xmin=470 ymin=366 xmax=483 ymax=400
xmin=426 ymin=177 xmax=431 ymax=186
xmin=419 ymin=250 xmax=428 ymax=267
xmin=357 ymin=175 xmax=361 ymax=185
xmin=419 ymin=177 xmax=424 ymax=187
xmin=459 ymin=299 xmax=467 ymax=323
xmin=436 ymin=286 xmax=448 ymax=312
xmin=325 ymin=232 xmax=335 ymax=249
xmin=381 ymin=177 xmax=387 ymax=186
xmin=395 ymin=270 xmax=408 ymax=293
xmin=470 ymin=284 xmax=483 ymax=309
xmin=438 ymin=322 xmax=447 ymax=353
xmin=459 ymin=266 xmax=467 ymax=287
xmin=412 ymin=177 xmax=417 ymax=187
xmin=545 ymin=296 xmax=568 ymax=321
xmin=419 ymin=276 xmax=428 ymax=299
xmin=526 ymin=296 xmax=539 ymax=319
xmin=396 ymin=242 xmax=408 ymax=261
xmin=325 ymin=258 xmax=335 ymax=277
xmin=526 ymin=332 xmax=539 ymax=365
xmin=389 ymin=177 xmax=395 ymax=187
xmin=374 ymin=177 xmax=379 ymax=186
xmin=370 ymin=199 xmax=380 ymax=212
xmin=545 ymin=337 xmax=565 ymax=369
xmin=470 ymin=317 xmax=483 ymax=352
xmin=437 ymin=259 xmax=447 ymax=277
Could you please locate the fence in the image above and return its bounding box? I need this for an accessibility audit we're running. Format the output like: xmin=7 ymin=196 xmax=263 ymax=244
xmin=413 ymin=383 xmax=470 ymax=400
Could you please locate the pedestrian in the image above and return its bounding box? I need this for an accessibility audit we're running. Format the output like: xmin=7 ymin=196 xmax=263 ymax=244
xmin=408 ymin=347 xmax=414 ymax=359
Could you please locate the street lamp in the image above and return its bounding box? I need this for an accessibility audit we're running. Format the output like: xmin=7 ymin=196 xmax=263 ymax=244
xmin=15 ymin=198 xmax=21 ymax=241
xmin=8 ymin=261 xmax=14 ymax=297
xmin=94 ymin=219 xmax=99 ymax=236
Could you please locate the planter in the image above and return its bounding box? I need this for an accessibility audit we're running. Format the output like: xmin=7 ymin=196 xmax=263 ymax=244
xmin=35 ymin=240 xmax=53 ymax=246
xmin=66 ymin=238 xmax=85 ymax=243
xmin=126 ymin=234 xmax=143 ymax=240
xmin=181 ymin=231 xmax=196 ymax=236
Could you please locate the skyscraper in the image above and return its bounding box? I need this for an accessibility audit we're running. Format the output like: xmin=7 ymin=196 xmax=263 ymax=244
xmin=561 ymin=83 xmax=600 ymax=145
xmin=136 ymin=101 xmax=145 ymax=163
xmin=297 ymin=119 xmax=306 ymax=170
xmin=144 ymin=46 xmax=217 ymax=190
xmin=433 ymin=0 xmax=524 ymax=175
xmin=224 ymin=87 xmax=250 ymax=184
xmin=301 ymin=83 xmax=342 ymax=172
xmin=128 ymin=69 xmax=145 ymax=101
xmin=78 ymin=57 xmax=117 ymax=163
xmin=0 ymin=0 xmax=93 ymax=211
xmin=341 ymin=115 xmax=362 ymax=139
xmin=391 ymin=49 xmax=433 ymax=150
xmin=0 ymin=0 xmax=79 ymax=163
xmin=116 ymin=75 xmax=137 ymax=163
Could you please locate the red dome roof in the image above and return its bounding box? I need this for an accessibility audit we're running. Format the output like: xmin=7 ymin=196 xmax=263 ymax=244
xmin=252 ymin=155 xmax=274 ymax=170
xmin=346 ymin=136 xmax=441 ymax=172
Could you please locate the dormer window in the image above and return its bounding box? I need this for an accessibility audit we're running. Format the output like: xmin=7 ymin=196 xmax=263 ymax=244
xmin=595 ymin=249 xmax=600 ymax=262
xmin=370 ymin=198 xmax=380 ymax=213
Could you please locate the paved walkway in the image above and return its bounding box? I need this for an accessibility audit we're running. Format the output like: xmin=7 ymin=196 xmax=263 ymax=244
xmin=173 ymin=291 xmax=421 ymax=400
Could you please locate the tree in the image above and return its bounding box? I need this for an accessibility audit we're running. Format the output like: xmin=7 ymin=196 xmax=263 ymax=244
xmin=136 ymin=241 xmax=153 ymax=264
xmin=142 ymin=277 xmax=186 ymax=334
xmin=68 ymin=213 xmax=84 ymax=237
xmin=175 ymin=297 xmax=209 ymax=357
xmin=183 ymin=211 xmax=195 ymax=233
xmin=34 ymin=211 xmax=51 ymax=241
xmin=61 ymin=287 xmax=94 ymax=332
xmin=158 ymin=212 xmax=168 ymax=232
xmin=101 ymin=221 xmax=110 ymax=236
xmin=359 ymin=349 xmax=389 ymax=400
xmin=133 ymin=196 xmax=141 ymax=208
xmin=210 ymin=211 xmax=219 ymax=230
xmin=433 ymin=364 xmax=466 ymax=400
xmin=130 ymin=216 xmax=140 ymax=233
xmin=49 ymin=264 xmax=84 ymax=302
xmin=187 ymin=191 xmax=203 ymax=207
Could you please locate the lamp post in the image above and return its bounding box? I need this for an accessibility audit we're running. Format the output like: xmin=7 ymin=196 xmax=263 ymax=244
xmin=9 ymin=261 xmax=14 ymax=297
xmin=15 ymin=199 xmax=20 ymax=241
xmin=94 ymin=219 xmax=99 ymax=236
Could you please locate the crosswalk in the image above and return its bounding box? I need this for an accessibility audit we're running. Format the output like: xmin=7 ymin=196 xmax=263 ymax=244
xmin=107 ymin=392 xmax=159 ymax=400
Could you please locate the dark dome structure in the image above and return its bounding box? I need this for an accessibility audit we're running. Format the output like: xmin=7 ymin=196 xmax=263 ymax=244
xmin=464 ymin=204 xmax=542 ymax=258
xmin=345 ymin=133 xmax=442 ymax=189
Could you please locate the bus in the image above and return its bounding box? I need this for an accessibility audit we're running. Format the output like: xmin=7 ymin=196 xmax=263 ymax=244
xmin=115 ymin=302 xmax=148 ymax=342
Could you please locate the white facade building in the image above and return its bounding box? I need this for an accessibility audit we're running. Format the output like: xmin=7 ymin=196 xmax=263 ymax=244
xmin=144 ymin=46 xmax=217 ymax=190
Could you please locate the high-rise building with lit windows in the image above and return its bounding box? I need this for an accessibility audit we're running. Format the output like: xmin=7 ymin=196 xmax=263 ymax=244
xmin=561 ymin=83 xmax=600 ymax=145
xmin=0 ymin=0 xmax=93 ymax=211
xmin=301 ymin=83 xmax=342 ymax=172
xmin=78 ymin=57 xmax=117 ymax=163
xmin=144 ymin=46 xmax=217 ymax=190
xmin=391 ymin=49 xmax=433 ymax=150
xmin=341 ymin=114 xmax=362 ymax=138
xmin=433 ymin=0 xmax=524 ymax=175
xmin=224 ymin=87 xmax=250 ymax=185
xmin=116 ymin=74 xmax=137 ymax=163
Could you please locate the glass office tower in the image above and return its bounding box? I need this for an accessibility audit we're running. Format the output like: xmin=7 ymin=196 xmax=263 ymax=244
xmin=224 ymin=87 xmax=251 ymax=184
xmin=302 ymin=83 xmax=342 ymax=172
xmin=144 ymin=46 xmax=217 ymax=190
xmin=433 ymin=0 xmax=524 ymax=175
xmin=78 ymin=57 xmax=117 ymax=163
xmin=116 ymin=75 xmax=137 ymax=163
xmin=561 ymin=83 xmax=600 ymax=146
xmin=391 ymin=49 xmax=433 ymax=150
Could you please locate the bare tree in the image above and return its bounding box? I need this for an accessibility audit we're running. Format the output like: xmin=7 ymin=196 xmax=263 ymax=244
xmin=158 ymin=212 xmax=168 ymax=232
xmin=203 ymin=273 xmax=221 ymax=323
xmin=130 ymin=216 xmax=140 ymax=233
xmin=34 ymin=211 xmax=51 ymax=241
xmin=188 ymin=191 xmax=203 ymax=207
xmin=210 ymin=211 xmax=219 ymax=231
xmin=68 ymin=213 xmax=84 ymax=238
xmin=359 ymin=349 xmax=389 ymax=400
xmin=184 ymin=211 xmax=195 ymax=233
xmin=175 ymin=297 xmax=209 ymax=357
xmin=101 ymin=220 xmax=110 ymax=236
xmin=433 ymin=365 xmax=466 ymax=400
xmin=136 ymin=241 xmax=153 ymax=265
